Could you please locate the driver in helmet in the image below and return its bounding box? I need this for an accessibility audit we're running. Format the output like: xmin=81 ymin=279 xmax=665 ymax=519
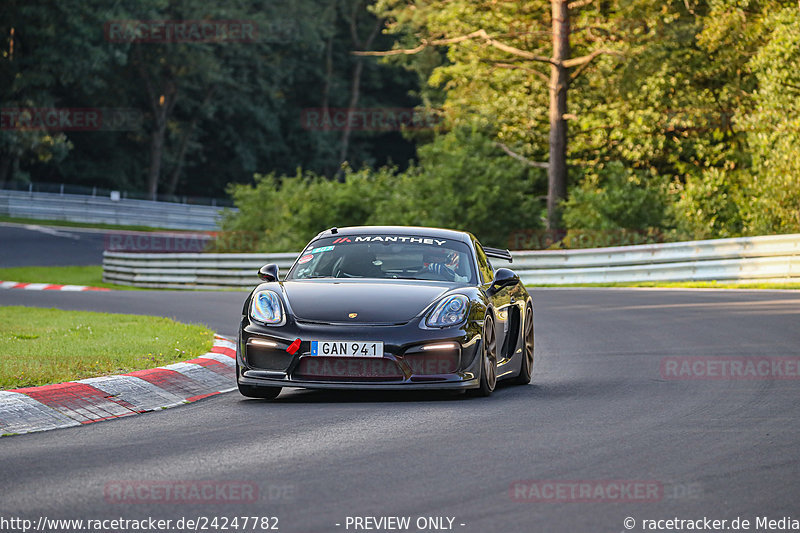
xmin=422 ymin=250 xmax=465 ymax=281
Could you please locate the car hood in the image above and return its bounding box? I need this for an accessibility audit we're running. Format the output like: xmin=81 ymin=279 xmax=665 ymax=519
xmin=281 ymin=279 xmax=454 ymax=324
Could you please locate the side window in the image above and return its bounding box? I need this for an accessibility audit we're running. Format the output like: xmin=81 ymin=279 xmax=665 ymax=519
xmin=474 ymin=243 xmax=494 ymax=284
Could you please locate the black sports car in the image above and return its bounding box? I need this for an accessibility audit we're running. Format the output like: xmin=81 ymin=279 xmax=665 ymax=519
xmin=237 ymin=226 xmax=534 ymax=399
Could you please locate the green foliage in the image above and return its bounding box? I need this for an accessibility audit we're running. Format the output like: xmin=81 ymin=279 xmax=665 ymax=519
xmin=374 ymin=0 xmax=558 ymax=164
xmin=0 ymin=265 xmax=137 ymax=290
xmin=736 ymin=5 xmax=800 ymax=234
xmin=219 ymin=127 xmax=544 ymax=251
xmin=5 ymin=0 xmax=799 ymax=244
xmin=0 ymin=0 xmax=113 ymax=183
xmin=673 ymin=167 xmax=746 ymax=239
xmin=371 ymin=127 xmax=545 ymax=247
xmin=563 ymin=161 xmax=670 ymax=231
xmin=2 ymin=0 xmax=418 ymax=195
xmin=572 ymin=1 xmax=746 ymax=181
xmin=670 ymin=2 xmax=800 ymax=238
xmin=218 ymin=166 xmax=395 ymax=252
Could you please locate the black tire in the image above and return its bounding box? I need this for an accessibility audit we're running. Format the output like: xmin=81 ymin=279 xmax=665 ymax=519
xmin=468 ymin=314 xmax=497 ymax=397
xmin=236 ymin=364 xmax=282 ymax=399
xmin=237 ymin=382 xmax=282 ymax=400
xmin=512 ymin=304 xmax=534 ymax=385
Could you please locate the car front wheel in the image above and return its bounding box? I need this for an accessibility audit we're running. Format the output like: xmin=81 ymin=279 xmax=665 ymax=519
xmin=237 ymin=364 xmax=282 ymax=399
xmin=238 ymin=382 xmax=282 ymax=400
xmin=468 ymin=313 xmax=497 ymax=397
xmin=512 ymin=304 xmax=534 ymax=385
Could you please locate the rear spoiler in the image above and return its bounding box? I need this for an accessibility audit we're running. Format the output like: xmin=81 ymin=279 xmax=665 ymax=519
xmin=484 ymin=247 xmax=513 ymax=263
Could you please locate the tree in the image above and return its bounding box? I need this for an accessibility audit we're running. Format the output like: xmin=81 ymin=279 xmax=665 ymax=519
xmin=337 ymin=0 xmax=383 ymax=172
xmin=116 ymin=0 xmax=290 ymax=200
xmin=359 ymin=0 xmax=621 ymax=229
xmin=0 ymin=0 xmax=121 ymax=185
xmin=218 ymin=126 xmax=543 ymax=252
xmin=3 ymin=0 xmax=419 ymax=198
xmin=736 ymin=4 xmax=800 ymax=233
xmin=372 ymin=125 xmax=545 ymax=246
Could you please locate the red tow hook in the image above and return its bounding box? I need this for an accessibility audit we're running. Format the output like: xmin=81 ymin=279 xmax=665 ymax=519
xmin=286 ymin=338 xmax=302 ymax=355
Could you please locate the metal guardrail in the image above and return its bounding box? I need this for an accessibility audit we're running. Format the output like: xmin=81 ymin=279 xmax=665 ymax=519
xmin=0 ymin=190 xmax=232 ymax=230
xmin=510 ymin=233 xmax=800 ymax=284
xmin=102 ymin=233 xmax=800 ymax=289
xmin=103 ymin=253 xmax=298 ymax=289
xmin=1 ymin=180 xmax=235 ymax=207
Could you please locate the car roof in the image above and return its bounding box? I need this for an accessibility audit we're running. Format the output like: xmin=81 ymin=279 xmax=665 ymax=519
xmin=314 ymin=225 xmax=474 ymax=244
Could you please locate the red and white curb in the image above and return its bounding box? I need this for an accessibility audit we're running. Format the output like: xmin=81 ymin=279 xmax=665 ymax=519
xmin=0 ymin=335 xmax=237 ymax=436
xmin=0 ymin=280 xmax=110 ymax=291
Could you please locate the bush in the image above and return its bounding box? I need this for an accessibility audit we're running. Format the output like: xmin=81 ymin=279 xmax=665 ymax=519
xmin=370 ymin=126 xmax=545 ymax=247
xmin=215 ymin=166 xmax=394 ymax=252
xmin=672 ymin=167 xmax=746 ymax=240
xmin=216 ymin=127 xmax=545 ymax=252
xmin=736 ymin=7 xmax=800 ymax=235
xmin=562 ymin=161 xmax=671 ymax=235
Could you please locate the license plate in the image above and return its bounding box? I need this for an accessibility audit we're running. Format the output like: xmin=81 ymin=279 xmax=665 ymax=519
xmin=310 ymin=340 xmax=384 ymax=358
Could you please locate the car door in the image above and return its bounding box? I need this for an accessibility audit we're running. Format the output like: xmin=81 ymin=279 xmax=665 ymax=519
xmin=474 ymin=241 xmax=514 ymax=365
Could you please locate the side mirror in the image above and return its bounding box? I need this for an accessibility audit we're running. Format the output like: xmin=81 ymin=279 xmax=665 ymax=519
xmin=258 ymin=263 xmax=279 ymax=282
xmin=491 ymin=268 xmax=520 ymax=291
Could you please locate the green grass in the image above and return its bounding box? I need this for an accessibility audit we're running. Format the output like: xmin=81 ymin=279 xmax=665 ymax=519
xmin=0 ymin=215 xmax=184 ymax=232
xmin=0 ymin=306 xmax=215 ymax=389
xmin=0 ymin=265 xmax=136 ymax=290
xmin=0 ymin=265 xmax=249 ymax=291
xmin=528 ymin=281 xmax=800 ymax=289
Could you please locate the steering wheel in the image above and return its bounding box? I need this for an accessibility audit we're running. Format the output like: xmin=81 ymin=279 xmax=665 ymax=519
xmin=419 ymin=264 xmax=458 ymax=282
xmin=332 ymin=256 xmax=345 ymax=278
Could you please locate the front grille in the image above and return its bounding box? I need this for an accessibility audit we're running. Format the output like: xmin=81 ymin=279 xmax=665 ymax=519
xmin=402 ymin=350 xmax=460 ymax=374
xmin=246 ymin=346 xmax=294 ymax=371
xmin=294 ymin=356 xmax=404 ymax=381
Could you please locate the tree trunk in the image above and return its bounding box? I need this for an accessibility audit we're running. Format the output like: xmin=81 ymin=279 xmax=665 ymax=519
xmin=134 ymin=46 xmax=177 ymax=202
xmin=337 ymin=9 xmax=382 ymax=179
xmin=147 ymin=111 xmax=166 ymax=201
xmin=322 ymin=33 xmax=337 ymax=177
xmin=322 ymin=33 xmax=334 ymax=122
xmin=166 ymin=88 xmax=213 ymax=196
xmin=165 ymin=121 xmax=191 ymax=197
xmin=547 ymin=0 xmax=570 ymax=230
xmin=337 ymin=57 xmax=363 ymax=176
xmin=0 ymin=155 xmax=13 ymax=188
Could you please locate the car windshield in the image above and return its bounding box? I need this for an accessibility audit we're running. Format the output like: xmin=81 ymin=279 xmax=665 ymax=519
xmin=287 ymin=234 xmax=476 ymax=284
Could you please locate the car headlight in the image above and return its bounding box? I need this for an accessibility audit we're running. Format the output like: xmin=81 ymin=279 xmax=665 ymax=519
xmin=250 ymin=290 xmax=284 ymax=325
xmin=426 ymin=295 xmax=469 ymax=328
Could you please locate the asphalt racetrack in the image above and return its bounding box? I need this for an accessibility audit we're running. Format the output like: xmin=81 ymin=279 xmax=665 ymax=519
xmin=0 ymin=223 xmax=108 ymax=267
xmin=2 ymin=285 xmax=799 ymax=532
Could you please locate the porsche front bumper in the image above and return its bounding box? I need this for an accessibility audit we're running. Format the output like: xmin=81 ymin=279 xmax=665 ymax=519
xmin=237 ymin=316 xmax=483 ymax=391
